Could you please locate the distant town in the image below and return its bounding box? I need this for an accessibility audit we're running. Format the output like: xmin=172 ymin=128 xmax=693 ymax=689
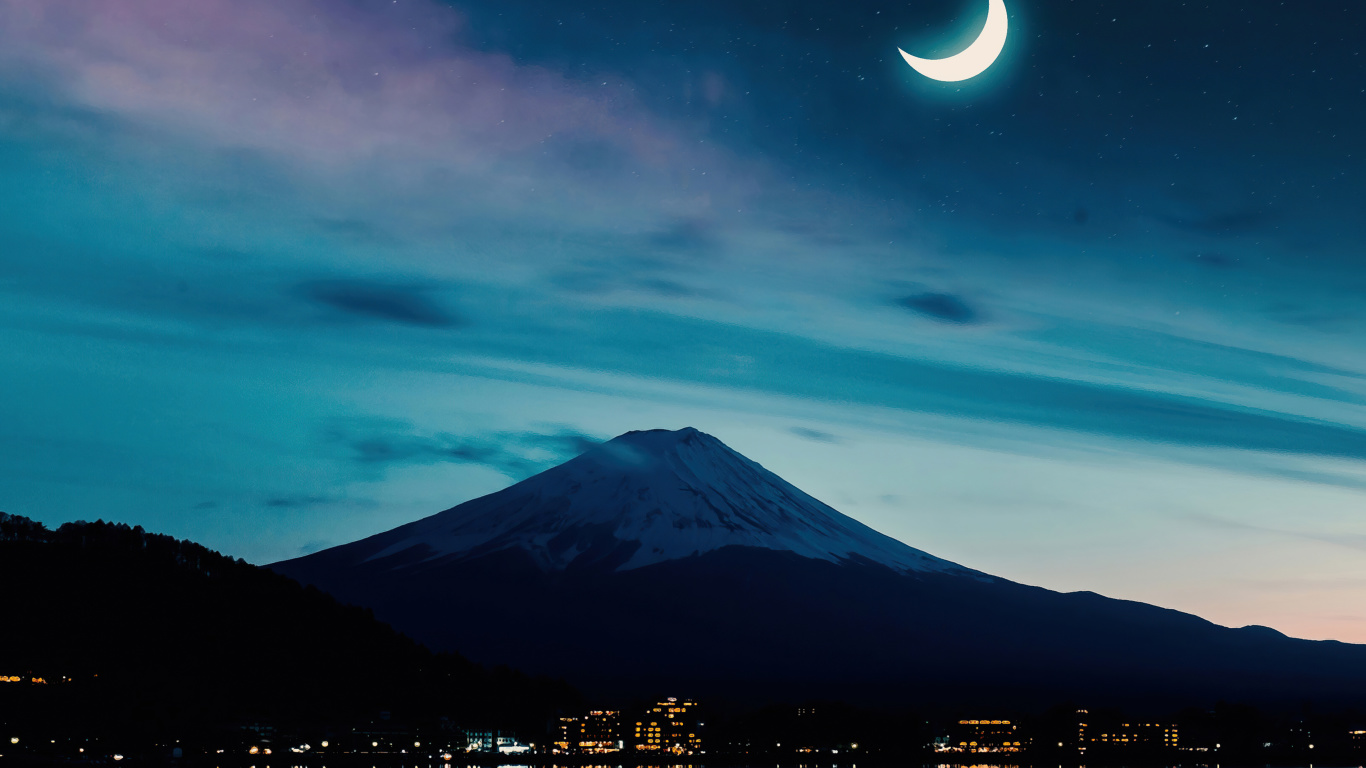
xmin=4 ymin=675 xmax=1366 ymax=765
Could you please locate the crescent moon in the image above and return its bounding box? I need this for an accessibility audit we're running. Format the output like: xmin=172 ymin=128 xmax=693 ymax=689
xmin=898 ymin=0 xmax=1009 ymax=82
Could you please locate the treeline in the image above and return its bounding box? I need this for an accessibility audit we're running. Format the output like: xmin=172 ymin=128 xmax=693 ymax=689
xmin=0 ymin=513 xmax=579 ymax=743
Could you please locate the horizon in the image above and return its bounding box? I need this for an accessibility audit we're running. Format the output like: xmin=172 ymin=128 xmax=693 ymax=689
xmin=6 ymin=446 xmax=1366 ymax=754
xmin=0 ymin=423 xmax=1336 ymax=645
xmin=1 ymin=0 xmax=1364 ymax=647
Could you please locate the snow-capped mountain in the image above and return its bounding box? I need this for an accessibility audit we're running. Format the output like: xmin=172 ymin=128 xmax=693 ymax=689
xmin=352 ymin=427 xmax=971 ymax=575
xmin=272 ymin=427 xmax=1366 ymax=710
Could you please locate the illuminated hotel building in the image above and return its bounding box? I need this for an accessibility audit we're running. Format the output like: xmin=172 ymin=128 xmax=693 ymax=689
xmin=938 ymin=719 xmax=1025 ymax=753
xmin=1077 ymin=712 xmax=1178 ymax=752
xmin=633 ymin=698 xmax=702 ymax=755
xmin=555 ymin=711 xmax=623 ymax=754
xmin=1351 ymin=729 xmax=1365 ymax=751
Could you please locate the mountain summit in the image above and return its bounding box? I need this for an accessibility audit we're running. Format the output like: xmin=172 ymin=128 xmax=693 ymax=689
xmin=348 ymin=427 xmax=970 ymax=575
xmin=273 ymin=427 xmax=1366 ymax=709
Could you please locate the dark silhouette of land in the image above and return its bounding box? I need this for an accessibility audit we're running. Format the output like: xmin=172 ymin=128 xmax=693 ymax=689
xmin=3 ymin=511 xmax=1365 ymax=765
xmin=0 ymin=512 xmax=578 ymax=750
xmin=271 ymin=428 xmax=1366 ymax=713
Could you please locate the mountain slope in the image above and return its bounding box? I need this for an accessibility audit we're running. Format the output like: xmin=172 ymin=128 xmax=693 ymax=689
xmin=327 ymin=427 xmax=969 ymax=575
xmin=271 ymin=428 xmax=1366 ymax=710
xmin=0 ymin=514 xmax=577 ymax=740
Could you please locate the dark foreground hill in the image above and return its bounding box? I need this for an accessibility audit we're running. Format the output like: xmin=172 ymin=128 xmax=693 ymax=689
xmin=0 ymin=513 xmax=577 ymax=741
xmin=273 ymin=427 xmax=1366 ymax=712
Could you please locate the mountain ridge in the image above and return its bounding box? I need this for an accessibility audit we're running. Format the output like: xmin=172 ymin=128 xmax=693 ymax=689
xmin=271 ymin=427 xmax=1366 ymax=710
xmin=0 ymin=512 xmax=578 ymax=739
xmin=333 ymin=426 xmax=977 ymax=577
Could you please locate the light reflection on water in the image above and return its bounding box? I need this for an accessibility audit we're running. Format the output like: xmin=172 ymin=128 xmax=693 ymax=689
xmin=210 ymin=759 xmax=1300 ymax=765
xmin=221 ymin=759 xmax=1016 ymax=765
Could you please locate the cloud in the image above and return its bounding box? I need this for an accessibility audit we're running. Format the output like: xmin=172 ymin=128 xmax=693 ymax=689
xmin=550 ymin=264 xmax=701 ymax=298
xmin=0 ymin=0 xmax=661 ymax=164
xmin=0 ymin=0 xmax=743 ymax=240
xmin=1158 ymin=206 xmax=1273 ymax=236
xmin=1183 ymin=512 xmax=1366 ymax=553
xmin=1024 ymin=321 xmax=1366 ymax=404
xmin=297 ymin=279 xmax=460 ymax=328
xmin=486 ymin=307 xmax=1366 ymax=465
xmin=790 ymin=427 xmax=840 ymax=444
xmin=520 ymin=430 xmax=602 ymax=457
xmin=1264 ymin=303 xmax=1356 ymax=330
xmin=309 ymin=217 xmax=396 ymax=245
xmin=330 ymin=422 xmax=603 ymax=479
xmin=258 ymin=495 xmax=379 ymax=513
xmin=298 ymin=539 xmax=331 ymax=555
xmin=895 ymin=292 xmax=979 ymax=324
xmin=263 ymin=495 xmax=337 ymax=509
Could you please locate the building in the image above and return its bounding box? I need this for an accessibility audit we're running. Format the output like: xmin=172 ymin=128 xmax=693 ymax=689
xmin=461 ymin=729 xmax=495 ymax=753
xmin=461 ymin=729 xmax=529 ymax=754
xmin=1077 ymin=711 xmax=1178 ymax=753
xmin=937 ymin=719 xmax=1026 ymax=753
xmin=495 ymin=735 xmax=531 ymax=754
xmin=1351 ymin=729 xmax=1364 ymax=751
xmin=632 ymin=698 xmax=702 ymax=755
xmin=555 ymin=711 xmax=623 ymax=754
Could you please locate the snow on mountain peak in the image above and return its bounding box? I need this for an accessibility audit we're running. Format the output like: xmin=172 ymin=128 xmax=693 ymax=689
xmin=361 ymin=427 xmax=973 ymax=575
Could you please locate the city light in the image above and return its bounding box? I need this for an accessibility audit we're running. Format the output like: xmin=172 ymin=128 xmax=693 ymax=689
xmin=3 ymin=694 xmax=1349 ymax=760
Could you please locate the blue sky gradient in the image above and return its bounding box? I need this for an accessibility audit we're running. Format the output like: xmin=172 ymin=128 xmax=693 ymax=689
xmin=1 ymin=0 xmax=1363 ymax=640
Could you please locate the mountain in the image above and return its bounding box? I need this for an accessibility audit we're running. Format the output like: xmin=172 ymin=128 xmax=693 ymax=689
xmin=0 ymin=514 xmax=577 ymax=742
xmin=271 ymin=428 xmax=1366 ymax=710
xmin=334 ymin=426 xmax=970 ymax=576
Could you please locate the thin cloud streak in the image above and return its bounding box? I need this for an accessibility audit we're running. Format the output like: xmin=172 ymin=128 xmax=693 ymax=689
xmin=1183 ymin=512 xmax=1366 ymax=554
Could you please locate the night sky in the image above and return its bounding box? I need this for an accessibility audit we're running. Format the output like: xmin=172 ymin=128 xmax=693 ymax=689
xmin=1 ymin=0 xmax=1364 ymax=640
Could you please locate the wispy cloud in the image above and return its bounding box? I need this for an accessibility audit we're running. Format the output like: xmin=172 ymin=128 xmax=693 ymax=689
xmin=297 ymin=279 xmax=462 ymax=329
xmin=0 ymin=0 xmax=664 ymax=166
xmin=0 ymin=0 xmax=749 ymax=245
xmin=790 ymin=427 xmax=841 ymax=444
xmin=1183 ymin=512 xmax=1366 ymax=553
xmin=262 ymin=495 xmax=374 ymax=510
xmin=325 ymin=421 xmax=603 ymax=480
xmin=896 ymin=292 xmax=980 ymax=324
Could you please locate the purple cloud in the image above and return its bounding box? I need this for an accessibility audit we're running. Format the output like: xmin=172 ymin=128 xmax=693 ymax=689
xmin=0 ymin=0 xmax=696 ymax=180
